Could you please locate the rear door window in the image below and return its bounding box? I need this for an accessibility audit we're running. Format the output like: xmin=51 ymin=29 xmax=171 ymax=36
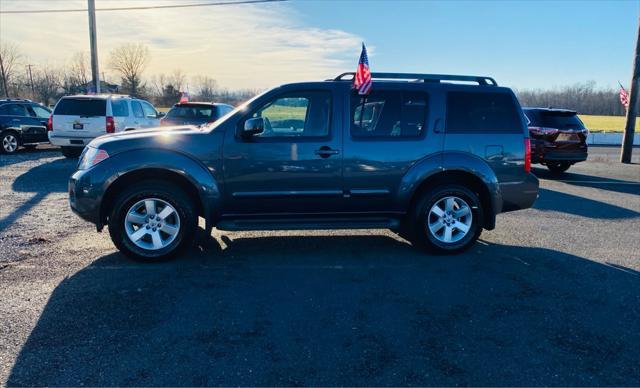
xmin=446 ymin=91 xmax=521 ymax=132
xmin=350 ymin=90 xmax=428 ymax=138
xmin=111 ymin=99 xmax=129 ymax=117
xmin=54 ymin=98 xmax=106 ymax=117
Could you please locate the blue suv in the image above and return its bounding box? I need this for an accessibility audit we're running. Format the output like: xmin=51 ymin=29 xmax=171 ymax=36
xmin=69 ymin=73 xmax=539 ymax=261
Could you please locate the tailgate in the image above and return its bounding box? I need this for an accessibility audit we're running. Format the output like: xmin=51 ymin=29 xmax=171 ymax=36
xmin=52 ymin=98 xmax=107 ymax=137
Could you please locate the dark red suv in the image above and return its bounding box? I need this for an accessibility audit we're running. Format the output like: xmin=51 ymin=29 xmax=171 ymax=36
xmin=523 ymin=107 xmax=588 ymax=173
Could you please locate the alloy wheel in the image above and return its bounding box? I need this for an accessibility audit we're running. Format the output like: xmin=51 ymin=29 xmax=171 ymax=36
xmin=124 ymin=198 xmax=181 ymax=250
xmin=426 ymin=196 xmax=472 ymax=243
xmin=2 ymin=134 xmax=18 ymax=153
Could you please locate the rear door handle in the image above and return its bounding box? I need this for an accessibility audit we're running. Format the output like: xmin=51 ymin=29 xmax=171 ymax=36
xmin=315 ymin=146 xmax=340 ymax=158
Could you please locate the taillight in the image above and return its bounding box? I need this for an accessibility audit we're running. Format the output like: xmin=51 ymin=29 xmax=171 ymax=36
xmin=524 ymin=138 xmax=531 ymax=173
xmin=47 ymin=116 xmax=53 ymax=131
xmin=106 ymin=116 xmax=115 ymax=133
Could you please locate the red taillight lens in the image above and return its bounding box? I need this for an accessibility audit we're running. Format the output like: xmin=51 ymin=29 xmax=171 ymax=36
xmin=524 ymin=138 xmax=531 ymax=173
xmin=106 ymin=116 xmax=115 ymax=133
xmin=47 ymin=115 xmax=53 ymax=131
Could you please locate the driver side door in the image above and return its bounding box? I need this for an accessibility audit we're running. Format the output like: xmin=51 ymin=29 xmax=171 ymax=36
xmin=222 ymin=88 xmax=343 ymax=215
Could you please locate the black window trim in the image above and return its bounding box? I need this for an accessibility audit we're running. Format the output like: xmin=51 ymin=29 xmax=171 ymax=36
xmin=349 ymin=88 xmax=430 ymax=141
xmin=237 ymin=89 xmax=333 ymax=143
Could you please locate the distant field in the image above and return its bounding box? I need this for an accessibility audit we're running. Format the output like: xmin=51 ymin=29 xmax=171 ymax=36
xmin=579 ymin=115 xmax=639 ymax=132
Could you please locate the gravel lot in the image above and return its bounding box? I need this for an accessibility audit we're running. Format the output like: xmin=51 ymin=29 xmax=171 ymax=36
xmin=1 ymin=145 xmax=639 ymax=386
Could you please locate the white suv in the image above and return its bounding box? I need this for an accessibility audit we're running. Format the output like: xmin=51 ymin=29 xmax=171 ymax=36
xmin=48 ymin=94 xmax=163 ymax=157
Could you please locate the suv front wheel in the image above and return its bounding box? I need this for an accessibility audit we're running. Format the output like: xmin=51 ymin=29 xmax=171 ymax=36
xmin=410 ymin=185 xmax=483 ymax=254
xmin=108 ymin=180 xmax=197 ymax=261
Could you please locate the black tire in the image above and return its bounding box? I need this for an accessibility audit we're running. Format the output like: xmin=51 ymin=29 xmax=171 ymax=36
xmin=546 ymin=161 xmax=571 ymax=174
xmin=409 ymin=184 xmax=483 ymax=254
xmin=61 ymin=147 xmax=82 ymax=158
xmin=0 ymin=131 xmax=20 ymax=154
xmin=108 ymin=180 xmax=197 ymax=262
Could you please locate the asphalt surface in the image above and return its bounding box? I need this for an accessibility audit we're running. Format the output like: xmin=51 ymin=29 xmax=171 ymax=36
xmin=0 ymin=145 xmax=639 ymax=386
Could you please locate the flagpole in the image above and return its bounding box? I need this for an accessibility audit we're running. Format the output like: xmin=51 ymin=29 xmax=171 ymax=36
xmin=621 ymin=17 xmax=639 ymax=164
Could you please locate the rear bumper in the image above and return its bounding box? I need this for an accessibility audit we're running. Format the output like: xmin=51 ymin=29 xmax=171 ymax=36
xmin=531 ymin=140 xmax=588 ymax=163
xmin=499 ymin=173 xmax=539 ymax=213
xmin=49 ymin=133 xmax=95 ymax=148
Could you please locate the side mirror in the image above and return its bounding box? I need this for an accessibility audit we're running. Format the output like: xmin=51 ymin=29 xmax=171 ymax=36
xmin=243 ymin=117 xmax=264 ymax=137
xmin=157 ymin=112 xmax=166 ymax=118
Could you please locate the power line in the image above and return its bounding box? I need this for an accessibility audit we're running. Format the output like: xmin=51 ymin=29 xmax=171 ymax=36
xmin=0 ymin=0 xmax=287 ymax=14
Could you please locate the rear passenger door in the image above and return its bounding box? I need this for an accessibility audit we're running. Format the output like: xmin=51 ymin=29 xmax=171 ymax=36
xmin=342 ymin=86 xmax=441 ymax=213
xmin=130 ymin=101 xmax=146 ymax=129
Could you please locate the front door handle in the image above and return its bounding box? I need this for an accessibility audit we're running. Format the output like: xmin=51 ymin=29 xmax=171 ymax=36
xmin=315 ymin=146 xmax=340 ymax=158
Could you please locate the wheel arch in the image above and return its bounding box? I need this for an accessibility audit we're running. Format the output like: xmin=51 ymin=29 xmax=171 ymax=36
xmin=398 ymin=152 xmax=501 ymax=230
xmin=97 ymin=150 xmax=221 ymax=229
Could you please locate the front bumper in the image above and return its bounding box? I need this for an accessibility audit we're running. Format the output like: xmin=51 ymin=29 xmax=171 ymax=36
xmin=69 ymin=168 xmax=102 ymax=226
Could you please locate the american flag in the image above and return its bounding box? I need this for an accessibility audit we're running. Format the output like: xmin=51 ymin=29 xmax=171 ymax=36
xmin=619 ymin=82 xmax=629 ymax=109
xmin=353 ymin=43 xmax=372 ymax=95
xmin=179 ymin=90 xmax=190 ymax=103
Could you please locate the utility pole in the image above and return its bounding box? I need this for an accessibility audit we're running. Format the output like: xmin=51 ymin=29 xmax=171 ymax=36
xmin=621 ymin=17 xmax=639 ymax=164
xmin=88 ymin=0 xmax=100 ymax=94
xmin=26 ymin=64 xmax=35 ymax=98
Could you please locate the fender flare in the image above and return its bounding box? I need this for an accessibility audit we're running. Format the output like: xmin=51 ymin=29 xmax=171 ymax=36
xmin=396 ymin=151 xmax=501 ymax=225
xmin=98 ymin=149 xmax=222 ymax=226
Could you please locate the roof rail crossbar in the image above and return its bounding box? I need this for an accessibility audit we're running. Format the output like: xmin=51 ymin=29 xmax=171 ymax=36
xmin=333 ymin=72 xmax=498 ymax=86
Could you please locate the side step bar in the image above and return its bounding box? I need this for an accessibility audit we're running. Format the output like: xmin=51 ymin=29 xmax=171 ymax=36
xmin=216 ymin=217 xmax=401 ymax=232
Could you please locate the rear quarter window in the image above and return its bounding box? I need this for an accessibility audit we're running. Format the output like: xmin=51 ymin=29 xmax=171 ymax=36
xmin=446 ymin=91 xmax=522 ymax=133
xmin=54 ymin=98 xmax=106 ymax=117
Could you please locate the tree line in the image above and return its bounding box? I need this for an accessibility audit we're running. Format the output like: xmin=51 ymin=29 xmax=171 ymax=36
xmin=0 ymin=41 xmax=260 ymax=108
xmin=515 ymin=81 xmax=633 ymax=116
xmin=0 ymin=40 xmax=633 ymax=114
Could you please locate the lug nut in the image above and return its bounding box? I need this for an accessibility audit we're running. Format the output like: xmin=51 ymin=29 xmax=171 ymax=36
xmin=152 ymin=227 xmax=157 ymax=231
xmin=146 ymin=225 xmax=150 ymax=229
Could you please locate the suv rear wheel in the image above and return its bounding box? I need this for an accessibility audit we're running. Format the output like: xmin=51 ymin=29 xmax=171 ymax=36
xmin=546 ymin=161 xmax=571 ymax=174
xmin=410 ymin=185 xmax=483 ymax=254
xmin=108 ymin=180 xmax=197 ymax=261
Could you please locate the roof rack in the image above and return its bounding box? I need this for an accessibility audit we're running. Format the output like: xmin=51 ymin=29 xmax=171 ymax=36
xmin=332 ymin=72 xmax=498 ymax=86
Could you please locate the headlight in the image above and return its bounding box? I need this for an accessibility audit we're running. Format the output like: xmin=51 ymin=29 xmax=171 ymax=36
xmin=78 ymin=146 xmax=109 ymax=170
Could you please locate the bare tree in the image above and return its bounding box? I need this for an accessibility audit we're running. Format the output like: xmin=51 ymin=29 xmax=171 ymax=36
xmin=108 ymin=43 xmax=149 ymax=97
xmin=168 ymin=69 xmax=186 ymax=92
xmin=193 ymin=75 xmax=218 ymax=100
xmin=33 ymin=66 xmax=63 ymax=105
xmin=62 ymin=52 xmax=90 ymax=94
xmin=0 ymin=41 xmax=22 ymax=97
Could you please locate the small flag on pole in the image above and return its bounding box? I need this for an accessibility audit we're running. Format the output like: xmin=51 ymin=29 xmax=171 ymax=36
xmin=353 ymin=43 xmax=372 ymax=95
xmin=179 ymin=90 xmax=190 ymax=103
xmin=619 ymin=82 xmax=629 ymax=109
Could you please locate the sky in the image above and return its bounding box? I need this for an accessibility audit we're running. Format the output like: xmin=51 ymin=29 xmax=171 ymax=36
xmin=0 ymin=0 xmax=638 ymax=91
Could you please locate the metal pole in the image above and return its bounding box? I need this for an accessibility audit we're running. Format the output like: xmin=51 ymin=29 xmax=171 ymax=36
xmin=621 ymin=17 xmax=639 ymax=164
xmin=88 ymin=0 xmax=100 ymax=94
xmin=26 ymin=64 xmax=35 ymax=98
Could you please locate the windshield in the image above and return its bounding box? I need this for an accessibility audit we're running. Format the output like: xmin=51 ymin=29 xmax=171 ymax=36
xmin=202 ymin=90 xmax=268 ymax=132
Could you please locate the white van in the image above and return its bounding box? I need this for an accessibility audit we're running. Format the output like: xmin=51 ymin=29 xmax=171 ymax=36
xmin=48 ymin=94 xmax=163 ymax=157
